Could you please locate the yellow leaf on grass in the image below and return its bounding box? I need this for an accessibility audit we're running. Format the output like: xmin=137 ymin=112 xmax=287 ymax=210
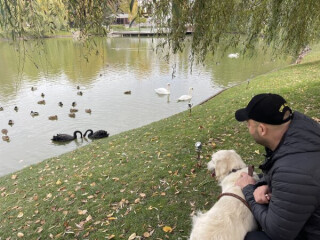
xmin=78 ymin=209 xmax=88 ymax=215
xmin=108 ymin=235 xmax=115 ymax=239
xmin=163 ymin=226 xmax=173 ymax=233
xmin=56 ymin=179 xmax=62 ymax=185
xmin=17 ymin=232 xmax=24 ymax=238
xmin=128 ymin=233 xmax=136 ymax=240
xmin=17 ymin=212 xmax=24 ymax=218
xmin=255 ymin=150 xmax=260 ymax=154
xmin=11 ymin=174 xmax=17 ymax=180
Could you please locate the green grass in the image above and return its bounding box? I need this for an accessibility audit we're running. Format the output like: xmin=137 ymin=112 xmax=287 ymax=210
xmin=0 ymin=53 xmax=319 ymax=239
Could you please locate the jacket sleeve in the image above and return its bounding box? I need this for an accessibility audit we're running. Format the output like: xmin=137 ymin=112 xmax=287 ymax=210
xmin=243 ymin=167 xmax=318 ymax=240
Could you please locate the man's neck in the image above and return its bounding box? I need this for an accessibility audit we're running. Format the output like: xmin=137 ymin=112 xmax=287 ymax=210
xmin=267 ymin=121 xmax=291 ymax=151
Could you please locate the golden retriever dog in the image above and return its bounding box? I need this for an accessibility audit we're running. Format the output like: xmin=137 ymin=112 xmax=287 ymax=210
xmin=189 ymin=150 xmax=259 ymax=240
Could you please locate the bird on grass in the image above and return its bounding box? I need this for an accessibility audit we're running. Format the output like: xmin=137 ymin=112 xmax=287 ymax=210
xmin=14 ymin=106 xmax=18 ymax=111
xmin=124 ymin=91 xmax=131 ymax=95
xmin=72 ymin=102 xmax=77 ymax=107
xmin=51 ymin=130 xmax=83 ymax=142
xmin=58 ymin=102 xmax=63 ymax=107
xmin=8 ymin=120 xmax=14 ymax=126
xmin=177 ymin=87 xmax=193 ymax=102
xmin=84 ymin=129 xmax=109 ymax=139
xmin=77 ymin=91 xmax=83 ymax=96
xmin=41 ymin=93 xmax=45 ymax=98
xmin=69 ymin=113 xmax=76 ymax=118
xmin=1 ymin=129 xmax=8 ymax=135
xmin=38 ymin=100 xmax=46 ymax=105
xmin=155 ymin=83 xmax=170 ymax=95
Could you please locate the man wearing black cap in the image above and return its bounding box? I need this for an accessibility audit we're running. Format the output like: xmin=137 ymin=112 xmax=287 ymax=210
xmin=235 ymin=93 xmax=320 ymax=240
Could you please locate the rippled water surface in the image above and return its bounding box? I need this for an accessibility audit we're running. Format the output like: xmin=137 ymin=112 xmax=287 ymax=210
xmin=0 ymin=37 xmax=291 ymax=176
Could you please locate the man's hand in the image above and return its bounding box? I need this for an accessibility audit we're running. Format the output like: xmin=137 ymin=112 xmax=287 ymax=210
xmin=254 ymin=185 xmax=271 ymax=204
xmin=236 ymin=172 xmax=257 ymax=189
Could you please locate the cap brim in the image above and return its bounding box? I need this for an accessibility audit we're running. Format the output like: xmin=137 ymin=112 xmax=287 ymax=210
xmin=235 ymin=108 xmax=249 ymax=122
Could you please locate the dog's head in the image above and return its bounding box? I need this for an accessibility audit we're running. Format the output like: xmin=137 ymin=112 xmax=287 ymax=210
xmin=207 ymin=150 xmax=246 ymax=182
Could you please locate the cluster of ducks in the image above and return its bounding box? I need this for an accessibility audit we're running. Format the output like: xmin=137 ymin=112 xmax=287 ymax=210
xmin=1 ymin=129 xmax=9 ymax=142
xmin=0 ymin=86 xmax=92 ymax=142
xmin=52 ymin=129 xmax=109 ymax=142
xmin=154 ymin=84 xmax=194 ymax=102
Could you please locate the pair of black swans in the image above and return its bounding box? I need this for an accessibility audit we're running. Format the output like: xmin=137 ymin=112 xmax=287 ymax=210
xmin=52 ymin=129 xmax=109 ymax=142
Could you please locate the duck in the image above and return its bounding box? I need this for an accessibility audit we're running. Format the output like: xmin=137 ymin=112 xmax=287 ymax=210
xmin=85 ymin=109 xmax=92 ymax=114
xmin=77 ymin=86 xmax=80 ymax=90
xmin=70 ymin=108 xmax=78 ymax=113
xmin=58 ymin=102 xmax=63 ymax=107
xmin=51 ymin=130 xmax=83 ymax=142
xmin=69 ymin=113 xmax=76 ymax=118
xmin=48 ymin=115 xmax=58 ymax=120
xmin=1 ymin=129 xmax=8 ymax=135
xmin=31 ymin=87 xmax=37 ymax=91
xmin=84 ymin=129 xmax=109 ymax=139
xmin=14 ymin=106 xmax=18 ymax=111
xmin=177 ymin=87 xmax=193 ymax=102
xmin=155 ymin=83 xmax=170 ymax=95
xmin=72 ymin=102 xmax=77 ymax=107
xmin=41 ymin=93 xmax=45 ymax=98
xmin=30 ymin=111 xmax=39 ymax=117
xmin=38 ymin=100 xmax=46 ymax=105
xmin=2 ymin=136 xmax=10 ymax=142
xmin=77 ymin=91 xmax=83 ymax=96
xmin=0 ymin=107 xmax=3 ymax=111
xmin=8 ymin=120 xmax=14 ymax=126
xmin=124 ymin=90 xmax=131 ymax=95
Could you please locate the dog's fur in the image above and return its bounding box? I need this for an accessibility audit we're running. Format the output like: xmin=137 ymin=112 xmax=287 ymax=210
xmin=189 ymin=150 xmax=259 ymax=240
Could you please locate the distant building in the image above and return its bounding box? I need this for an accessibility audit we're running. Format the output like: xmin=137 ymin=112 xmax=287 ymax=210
xmin=114 ymin=14 xmax=129 ymax=25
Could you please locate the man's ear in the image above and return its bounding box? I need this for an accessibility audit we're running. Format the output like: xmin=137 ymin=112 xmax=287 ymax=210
xmin=258 ymin=123 xmax=268 ymax=136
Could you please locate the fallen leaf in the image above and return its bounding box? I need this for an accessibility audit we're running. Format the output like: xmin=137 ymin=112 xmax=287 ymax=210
xmin=255 ymin=150 xmax=260 ymax=154
xmin=78 ymin=209 xmax=88 ymax=215
xmin=17 ymin=232 xmax=24 ymax=238
xmin=143 ymin=232 xmax=150 ymax=237
xmin=163 ymin=226 xmax=173 ymax=233
xmin=108 ymin=234 xmax=115 ymax=239
xmin=11 ymin=175 xmax=18 ymax=180
xmin=56 ymin=179 xmax=62 ymax=185
xmin=128 ymin=233 xmax=136 ymax=240
xmin=17 ymin=212 xmax=24 ymax=218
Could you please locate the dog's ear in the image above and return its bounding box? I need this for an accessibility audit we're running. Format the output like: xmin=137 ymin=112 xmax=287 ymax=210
xmin=214 ymin=158 xmax=229 ymax=180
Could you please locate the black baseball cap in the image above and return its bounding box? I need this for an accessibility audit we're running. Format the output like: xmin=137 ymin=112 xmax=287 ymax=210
xmin=235 ymin=93 xmax=293 ymax=125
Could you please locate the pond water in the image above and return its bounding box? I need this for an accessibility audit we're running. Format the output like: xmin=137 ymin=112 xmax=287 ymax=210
xmin=0 ymin=37 xmax=291 ymax=176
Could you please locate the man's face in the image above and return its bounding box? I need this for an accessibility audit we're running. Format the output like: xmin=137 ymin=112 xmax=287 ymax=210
xmin=247 ymin=119 xmax=265 ymax=146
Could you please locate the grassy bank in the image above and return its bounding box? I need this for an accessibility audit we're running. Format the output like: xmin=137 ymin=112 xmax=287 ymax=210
xmin=0 ymin=54 xmax=319 ymax=239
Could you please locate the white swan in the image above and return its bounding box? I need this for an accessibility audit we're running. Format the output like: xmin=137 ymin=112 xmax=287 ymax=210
xmin=228 ymin=53 xmax=239 ymax=59
xmin=155 ymin=83 xmax=170 ymax=95
xmin=177 ymin=87 xmax=193 ymax=102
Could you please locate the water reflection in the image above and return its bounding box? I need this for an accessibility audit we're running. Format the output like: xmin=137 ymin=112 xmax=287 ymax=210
xmin=0 ymin=37 xmax=291 ymax=176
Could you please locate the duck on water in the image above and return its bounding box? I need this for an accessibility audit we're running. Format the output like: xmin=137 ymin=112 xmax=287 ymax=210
xmin=52 ymin=130 xmax=83 ymax=142
xmin=84 ymin=129 xmax=109 ymax=139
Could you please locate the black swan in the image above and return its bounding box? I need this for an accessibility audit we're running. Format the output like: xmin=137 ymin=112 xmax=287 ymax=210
xmin=84 ymin=129 xmax=109 ymax=139
xmin=52 ymin=130 xmax=83 ymax=142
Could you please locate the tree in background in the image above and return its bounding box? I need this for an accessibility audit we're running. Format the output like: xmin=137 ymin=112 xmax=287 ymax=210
xmin=0 ymin=0 xmax=118 ymax=39
xmin=146 ymin=0 xmax=320 ymax=62
xmin=1 ymin=0 xmax=320 ymax=61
